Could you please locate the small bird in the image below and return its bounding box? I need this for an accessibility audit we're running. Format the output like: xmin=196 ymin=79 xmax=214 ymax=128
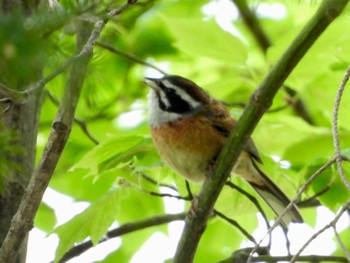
xmin=145 ymin=74 xmax=303 ymax=227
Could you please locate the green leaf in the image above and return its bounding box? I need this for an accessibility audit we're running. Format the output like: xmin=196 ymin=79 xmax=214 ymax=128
xmin=130 ymin=15 xmax=176 ymax=57
xmin=303 ymin=161 xmax=349 ymax=211
xmin=54 ymin=188 xmax=122 ymax=262
xmin=254 ymin=114 xmax=317 ymax=157
xmin=284 ymin=132 xmax=350 ymax=166
xmin=34 ymin=202 xmax=57 ymax=232
xmin=162 ymin=16 xmax=247 ymax=64
xmin=300 ymin=207 xmax=317 ymax=228
xmin=194 ymin=218 xmax=242 ymax=262
xmin=50 ymin=167 xmax=118 ymax=202
xmin=72 ymin=135 xmax=154 ymax=174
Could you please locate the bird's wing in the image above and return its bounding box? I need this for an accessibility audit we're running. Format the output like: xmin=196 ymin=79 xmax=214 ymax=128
xmin=204 ymin=100 xmax=262 ymax=163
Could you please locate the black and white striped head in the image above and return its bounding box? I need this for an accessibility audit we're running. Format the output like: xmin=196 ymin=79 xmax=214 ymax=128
xmin=145 ymin=75 xmax=210 ymax=127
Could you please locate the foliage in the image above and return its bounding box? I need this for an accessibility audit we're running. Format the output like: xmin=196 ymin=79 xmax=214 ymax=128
xmin=1 ymin=0 xmax=350 ymax=262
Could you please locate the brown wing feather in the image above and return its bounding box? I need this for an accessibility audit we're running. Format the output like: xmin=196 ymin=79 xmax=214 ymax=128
xmin=204 ymin=100 xmax=262 ymax=163
xmin=203 ymin=100 xmax=303 ymax=227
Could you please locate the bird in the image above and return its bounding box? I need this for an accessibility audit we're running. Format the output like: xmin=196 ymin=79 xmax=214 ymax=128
xmin=145 ymin=74 xmax=303 ymax=227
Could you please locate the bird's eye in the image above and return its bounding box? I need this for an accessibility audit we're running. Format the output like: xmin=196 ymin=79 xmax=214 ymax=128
xmin=165 ymin=88 xmax=176 ymax=96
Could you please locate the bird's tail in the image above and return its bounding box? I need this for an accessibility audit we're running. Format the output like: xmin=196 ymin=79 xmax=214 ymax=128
xmin=249 ymin=161 xmax=303 ymax=228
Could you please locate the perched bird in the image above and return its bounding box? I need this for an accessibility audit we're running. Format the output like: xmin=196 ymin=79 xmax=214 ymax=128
xmin=145 ymin=74 xmax=303 ymax=227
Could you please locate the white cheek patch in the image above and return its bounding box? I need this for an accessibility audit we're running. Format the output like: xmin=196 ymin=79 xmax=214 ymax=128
xmin=147 ymin=90 xmax=182 ymax=128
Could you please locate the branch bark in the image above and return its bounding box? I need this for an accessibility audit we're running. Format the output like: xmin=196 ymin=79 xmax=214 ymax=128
xmin=232 ymin=0 xmax=270 ymax=52
xmin=0 ymin=21 xmax=94 ymax=263
xmin=0 ymin=2 xmax=138 ymax=262
xmin=172 ymin=1 xmax=349 ymax=262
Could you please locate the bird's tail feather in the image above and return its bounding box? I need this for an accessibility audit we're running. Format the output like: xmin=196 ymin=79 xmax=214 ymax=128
xmin=249 ymin=162 xmax=303 ymax=228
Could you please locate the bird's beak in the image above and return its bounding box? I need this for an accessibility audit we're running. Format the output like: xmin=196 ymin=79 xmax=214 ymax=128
xmin=144 ymin=77 xmax=160 ymax=91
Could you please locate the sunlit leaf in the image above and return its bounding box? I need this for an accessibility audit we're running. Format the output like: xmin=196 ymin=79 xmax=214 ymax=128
xmin=54 ymin=188 xmax=122 ymax=261
xmin=162 ymin=16 xmax=247 ymax=64
xmin=34 ymin=202 xmax=57 ymax=232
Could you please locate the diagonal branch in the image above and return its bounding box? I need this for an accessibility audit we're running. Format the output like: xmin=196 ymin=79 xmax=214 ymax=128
xmin=0 ymin=21 xmax=95 ymax=263
xmin=214 ymin=210 xmax=257 ymax=245
xmin=96 ymin=41 xmax=167 ymax=75
xmin=46 ymin=91 xmax=99 ymax=145
xmin=232 ymin=1 xmax=315 ymax=125
xmin=231 ymin=0 xmax=270 ymax=52
xmin=172 ymin=1 xmax=349 ymax=262
xmin=228 ymin=255 xmax=349 ymax=263
xmin=58 ymin=212 xmax=186 ymax=263
xmin=0 ymin=2 xmax=138 ymax=261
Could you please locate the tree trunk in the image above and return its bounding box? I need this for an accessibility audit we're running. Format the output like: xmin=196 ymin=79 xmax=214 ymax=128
xmin=0 ymin=1 xmax=42 ymax=262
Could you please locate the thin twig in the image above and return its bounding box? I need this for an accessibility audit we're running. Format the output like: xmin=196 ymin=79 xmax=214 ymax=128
xmin=290 ymin=198 xmax=350 ymax=263
xmin=24 ymin=57 xmax=77 ymax=95
xmin=220 ymin=251 xmax=348 ymax=262
xmin=283 ymin=86 xmax=315 ymax=125
xmin=250 ymin=255 xmax=349 ymax=262
xmin=225 ymin=182 xmax=270 ymax=231
xmin=297 ymin=186 xmax=329 ymax=208
xmin=342 ymin=155 xmax=350 ymax=162
xmin=214 ymin=210 xmax=257 ymax=244
xmin=148 ymin=191 xmax=190 ymax=201
xmin=185 ymin=180 xmax=194 ymax=200
xmin=232 ymin=0 xmax=315 ymax=125
xmin=23 ymin=1 xmax=138 ymax=97
xmin=96 ymin=41 xmax=167 ymax=75
xmin=248 ymin=157 xmax=336 ymax=262
xmin=231 ymin=0 xmax=271 ymax=53
xmin=0 ymin=83 xmax=23 ymax=99
xmin=57 ymin=212 xmax=186 ymax=263
xmin=141 ymin=173 xmax=178 ymax=192
xmin=332 ymin=65 xmax=350 ymax=190
xmin=333 ymin=225 xmax=350 ymax=261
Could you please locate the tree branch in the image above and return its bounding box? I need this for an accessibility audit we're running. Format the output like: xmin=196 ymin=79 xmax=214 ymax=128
xmin=231 ymin=1 xmax=315 ymax=125
xmin=231 ymin=0 xmax=271 ymax=52
xmin=221 ymin=254 xmax=349 ymax=263
xmin=58 ymin=212 xmax=186 ymax=263
xmin=0 ymin=2 xmax=139 ymax=261
xmin=283 ymin=85 xmax=315 ymax=125
xmin=46 ymin=91 xmax=99 ymax=145
xmin=0 ymin=21 xmax=95 ymax=263
xmin=172 ymin=1 xmax=349 ymax=262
